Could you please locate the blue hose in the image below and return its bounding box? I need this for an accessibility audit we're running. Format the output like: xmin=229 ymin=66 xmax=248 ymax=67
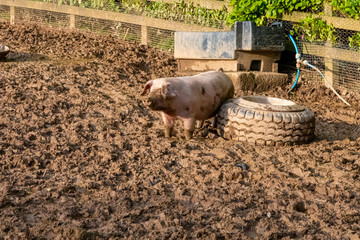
xmin=288 ymin=34 xmax=300 ymax=91
xmin=288 ymin=34 xmax=299 ymax=54
xmin=292 ymin=69 xmax=300 ymax=90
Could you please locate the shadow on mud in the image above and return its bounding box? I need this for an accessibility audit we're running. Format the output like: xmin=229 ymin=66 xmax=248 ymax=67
xmin=3 ymin=51 xmax=49 ymax=62
xmin=314 ymin=117 xmax=360 ymax=142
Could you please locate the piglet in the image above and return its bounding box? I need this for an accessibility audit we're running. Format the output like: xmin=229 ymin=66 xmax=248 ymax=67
xmin=141 ymin=69 xmax=234 ymax=140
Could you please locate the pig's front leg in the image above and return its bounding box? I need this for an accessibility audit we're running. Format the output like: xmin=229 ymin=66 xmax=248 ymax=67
xmin=196 ymin=120 xmax=204 ymax=129
xmin=161 ymin=112 xmax=174 ymax=138
xmin=183 ymin=118 xmax=196 ymax=140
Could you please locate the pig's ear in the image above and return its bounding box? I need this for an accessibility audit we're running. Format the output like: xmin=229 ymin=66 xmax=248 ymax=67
xmin=162 ymin=82 xmax=178 ymax=97
xmin=141 ymin=80 xmax=153 ymax=96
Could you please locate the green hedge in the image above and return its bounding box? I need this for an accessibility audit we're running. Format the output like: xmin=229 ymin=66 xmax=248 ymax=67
xmin=227 ymin=0 xmax=359 ymax=49
xmin=32 ymin=0 xmax=120 ymax=11
xmin=227 ymin=0 xmax=323 ymax=26
xmin=227 ymin=0 xmax=359 ymax=26
xmin=121 ymin=0 xmax=228 ymax=28
xmin=329 ymin=0 xmax=360 ymax=20
xmin=290 ymin=15 xmax=336 ymax=43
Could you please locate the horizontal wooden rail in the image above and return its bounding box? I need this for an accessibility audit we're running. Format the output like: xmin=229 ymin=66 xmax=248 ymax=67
xmin=300 ymin=43 xmax=360 ymax=63
xmin=281 ymin=11 xmax=360 ymax=32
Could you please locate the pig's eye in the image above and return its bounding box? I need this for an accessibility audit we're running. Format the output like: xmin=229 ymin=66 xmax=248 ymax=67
xmin=162 ymin=83 xmax=178 ymax=97
xmin=152 ymin=88 xmax=162 ymax=95
xmin=161 ymin=85 xmax=168 ymax=95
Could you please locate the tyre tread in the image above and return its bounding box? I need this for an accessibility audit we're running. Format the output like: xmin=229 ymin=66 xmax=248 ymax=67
xmin=217 ymin=99 xmax=315 ymax=146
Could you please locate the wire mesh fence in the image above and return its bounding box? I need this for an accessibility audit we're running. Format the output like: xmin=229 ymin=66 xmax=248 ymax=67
xmin=267 ymin=17 xmax=360 ymax=91
xmin=119 ymin=1 xmax=229 ymax=30
xmin=295 ymin=39 xmax=360 ymax=90
xmin=0 ymin=5 xmax=10 ymax=21
xmin=75 ymin=16 xmax=141 ymax=42
xmin=0 ymin=1 xmax=359 ymax=92
xmin=332 ymin=10 xmax=350 ymax=19
xmin=333 ymin=60 xmax=360 ymax=91
xmin=334 ymin=28 xmax=358 ymax=50
xmin=14 ymin=7 xmax=69 ymax=27
xmin=147 ymin=27 xmax=174 ymax=52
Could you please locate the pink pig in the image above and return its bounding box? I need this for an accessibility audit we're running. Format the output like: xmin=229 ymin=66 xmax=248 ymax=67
xmin=141 ymin=69 xmax=234 ymax=139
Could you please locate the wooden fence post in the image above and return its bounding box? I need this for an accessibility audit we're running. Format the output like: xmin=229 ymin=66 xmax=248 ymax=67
xmin=324 ymin=2 xmax=333 ymax=86
xmin=69 ymin=14 xmax=75 ymax=29
xmin=141 ymin=25 xmax=148 ymax=45
xmin=10 ymin=6 xmax=14 ymax=24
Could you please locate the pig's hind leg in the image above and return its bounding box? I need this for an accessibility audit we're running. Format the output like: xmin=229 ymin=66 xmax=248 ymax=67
xmin=211 ymin=116 xmax=217 ymax=128
xmin=196 ymin=120 xmax=204 ymax=129
xmin=183 ymin=118 xmax=196 ymax=140
xmin=161 ymin=112 xmax=174 ymax=138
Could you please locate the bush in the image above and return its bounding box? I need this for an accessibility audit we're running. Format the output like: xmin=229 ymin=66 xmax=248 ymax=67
xmin=33 ymin=0 xmax=120 ymax=11
xmin=227 ymin=0 xmax=323 ymax=26
xmin=349 ymin=32 xmax=360 ymax=51
xmin=290 ymin=15 xmax=336 ymax=43
xmin=121 ymin=0 xmax=229 ymax=28
xmin=329 ymin=0 xmax=360 ymax=20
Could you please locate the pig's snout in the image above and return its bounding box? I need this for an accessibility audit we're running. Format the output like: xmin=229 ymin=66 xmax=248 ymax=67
xmin=142 ymin=97 xmax=155 ymax=108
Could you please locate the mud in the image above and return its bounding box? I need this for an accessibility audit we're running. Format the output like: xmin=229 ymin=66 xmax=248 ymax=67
xmin=0 ymin=21 xmax=360 ymax=239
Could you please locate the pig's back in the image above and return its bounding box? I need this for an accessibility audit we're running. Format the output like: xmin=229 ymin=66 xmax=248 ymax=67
xmin=174 ymin=71 xmax=234 ymax=120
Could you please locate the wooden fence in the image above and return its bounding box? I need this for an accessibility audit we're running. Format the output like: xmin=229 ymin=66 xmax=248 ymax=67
xmin=0 ymin=0 xmax=222 ymax=45
xmin=1 ymin=0 xmax=358 ymax=53
xmin=0 ymin=0 xmax=359 ymax=89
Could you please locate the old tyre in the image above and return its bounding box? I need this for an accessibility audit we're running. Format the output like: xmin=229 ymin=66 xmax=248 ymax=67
xmin=217 ymin=96 xmax=315 ymax=146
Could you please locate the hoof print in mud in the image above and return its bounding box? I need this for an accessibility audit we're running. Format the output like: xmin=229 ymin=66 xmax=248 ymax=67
xmin=217 ymin=96 xmax=315 ymax=146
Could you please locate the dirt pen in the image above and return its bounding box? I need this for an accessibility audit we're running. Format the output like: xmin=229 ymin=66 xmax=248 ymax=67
xmin=0 ymin=1 xmax=360 ymax=239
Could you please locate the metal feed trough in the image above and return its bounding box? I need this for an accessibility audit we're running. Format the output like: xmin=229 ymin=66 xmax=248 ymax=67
xmin=175 ymin=21 xmax=285 ymax=73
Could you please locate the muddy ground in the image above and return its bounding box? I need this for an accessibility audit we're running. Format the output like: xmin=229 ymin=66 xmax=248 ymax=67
xmin=0 ymin=21 xmax=359 ymax=239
